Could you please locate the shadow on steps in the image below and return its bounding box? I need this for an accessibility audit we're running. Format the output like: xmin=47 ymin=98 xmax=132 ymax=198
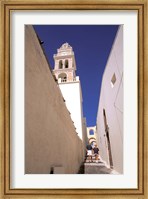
xmin=77 ymin=163 xmax=85 ymax=174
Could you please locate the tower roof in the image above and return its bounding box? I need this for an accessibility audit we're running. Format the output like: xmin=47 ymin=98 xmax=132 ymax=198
xmin=53 ymin=42 xmax=77 ymax=72
xmin=54 ymin=42 xmax=73 ymax=56
xmin=60 ymin=42 xmax=72 ymax=49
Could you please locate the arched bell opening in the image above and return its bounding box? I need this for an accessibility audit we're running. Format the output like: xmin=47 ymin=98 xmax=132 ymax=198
xmin=65 ymin=60 xmax=69 ymax=68
xmin=58 ymin=73 xmax=67 ymax=82
xmin=59 ymin=60 xmax=63 ymax=69
xmin=89 ymin=129 xmax=95 ymax=135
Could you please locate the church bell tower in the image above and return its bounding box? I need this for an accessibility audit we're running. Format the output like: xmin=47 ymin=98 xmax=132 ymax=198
xmin=52 ymin=42 xmax=85 ymax=141
xmin=52 ymin=43 xmax=77 ymax=83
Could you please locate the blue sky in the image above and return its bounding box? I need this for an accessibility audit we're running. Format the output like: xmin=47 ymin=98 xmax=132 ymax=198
xmin=33 ymin=25 xmax=119 ymax=127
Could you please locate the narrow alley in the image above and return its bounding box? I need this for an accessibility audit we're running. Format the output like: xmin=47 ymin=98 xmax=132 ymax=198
xmin=25 ymin=26 xmax=123 ymax=175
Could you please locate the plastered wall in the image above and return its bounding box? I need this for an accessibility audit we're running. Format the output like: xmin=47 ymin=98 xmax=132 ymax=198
xmin=96 ymin=26 xmax=123 ymax=173
xmin=59 ymin=82 xmax=84 ymax=140
xmin=25 ymin=25 xmax=84 ymax=174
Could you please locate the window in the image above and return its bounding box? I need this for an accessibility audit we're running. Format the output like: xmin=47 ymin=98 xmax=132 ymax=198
xmin=111 ymin=73 xmax=116 ymax=88
xmin=59 ymin=60 xmax=63 ymax=69
xmin=89 ymin=130 xmax=94 ymax=135
xmin=65 ymin=60 xmax=69 ymax=68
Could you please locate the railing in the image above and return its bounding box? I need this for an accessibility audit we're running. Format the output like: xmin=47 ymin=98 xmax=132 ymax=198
xmin=61 ymin=79 xmax=67 ymax=82
xmin=58 ymin=76 xmax=79 ymax=83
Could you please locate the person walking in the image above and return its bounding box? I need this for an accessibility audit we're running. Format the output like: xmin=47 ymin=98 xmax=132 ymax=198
xmin=93 ymin=144 xmax=100 ymax=163
xmin=86 ymin=144 xmax=93 ymax=163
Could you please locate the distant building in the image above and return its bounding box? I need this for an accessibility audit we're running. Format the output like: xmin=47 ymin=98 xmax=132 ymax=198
xmin=87 ymin=126 xmax=98 ymax=147
xmin=53 ymin=43 xmax=86 ymax=143
xmin=96 ymin=26 xmax=123 ymax=173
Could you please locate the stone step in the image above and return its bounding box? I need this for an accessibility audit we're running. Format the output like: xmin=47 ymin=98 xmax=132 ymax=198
xmin=85 ymin=159 xmax=102 ymax=163
xmin=85 ymin=156 xmax=100 ymax=162
xmin=78 ymin=159 xmax=113 ymax=174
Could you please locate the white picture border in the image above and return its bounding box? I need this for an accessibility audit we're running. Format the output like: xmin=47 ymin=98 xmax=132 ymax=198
xmin=10 ymin=10 xmax=138 ymax=189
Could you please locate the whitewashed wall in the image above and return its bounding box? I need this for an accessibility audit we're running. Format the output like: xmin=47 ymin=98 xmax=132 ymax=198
xmin=96 ymin=26 xmax=123 ymax=173
xmin=59 ymin=82 xmax=84 ymax=141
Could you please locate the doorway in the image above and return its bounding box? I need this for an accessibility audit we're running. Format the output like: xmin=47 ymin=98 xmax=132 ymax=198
xmin=103 ymin=109 xmax=113 ymax=169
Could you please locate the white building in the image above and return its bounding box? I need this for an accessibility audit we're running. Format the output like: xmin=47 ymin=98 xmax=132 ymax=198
xmin=53 ymin=43 xmax=86 ymax=142
xmin=87 ymin=126 xmax=98 ymax=146
xmin=96 ymin=26 xmax=123 ymax=173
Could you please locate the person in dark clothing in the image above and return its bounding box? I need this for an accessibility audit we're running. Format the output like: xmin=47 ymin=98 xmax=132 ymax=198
xmin=93 ymin=144 xmax=100 ymax=162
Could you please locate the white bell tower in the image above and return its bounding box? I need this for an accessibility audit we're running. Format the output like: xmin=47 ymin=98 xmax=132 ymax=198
xmin=53 ymin=43 xmax=77 ymax=83
xmin=52 ymin=43 xmax=85 ymax=141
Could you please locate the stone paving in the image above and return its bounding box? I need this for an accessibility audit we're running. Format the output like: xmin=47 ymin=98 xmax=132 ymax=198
xmin=78 ymin=156 xmax=115 ymax=174
xmin=84 ymin=162 xmax=112 ymax=174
